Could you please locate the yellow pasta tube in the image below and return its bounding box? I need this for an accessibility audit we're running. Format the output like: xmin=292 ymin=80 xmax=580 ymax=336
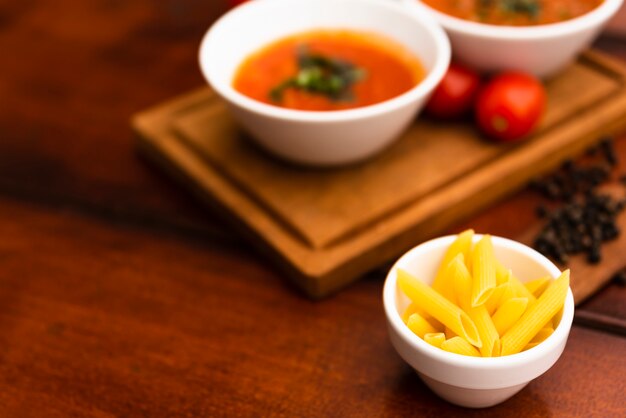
xmin=525 ymin=276 xmax=551 ymax=298
xmin=402 ymin=302 xmax=419 ymax=323
xmin=449 ymin=254 xmax=473 ymax=309
xmin=448 ymin=256 xmax=498 ymax=355
xmin=531 ymin=326 xmax=554 ymax=343
xmin=424 ymin=332 xmax=446 ymax=348
xmin=441 ymin=337 xmax=481 ymax=357
xmin=444 ymin=327 xmax=456 ymax=339
xmin=397 ymin=268 xmax=481 ymax=348
xmin=432 ymin=230 xmax=474 ymax=301
xmin=407 ymin=313 xmax=438 ymax=338
xmin=523 ymin=328 xmax=554 ymax=351
xmin=468 ymin=305 xmax=501 ymax=357
xmin=402 ymin=302 xmax=444 ymax=330
xmin=471 ymin=235 xmax=496 ymax=307
xmin=495 ymin=260 xmax=509 ymax=285
xmin=495 ymin=261 xmax=537 ymax=303
xmin=501 ymin=270 xmax=570 ymax=356
xmin=523 ymin=342 xmax=541 ymax=351
xmin=485 ymin=280 xmax=514 ymax=315
xmin=492 ymin=297 xmax=529 ymax=336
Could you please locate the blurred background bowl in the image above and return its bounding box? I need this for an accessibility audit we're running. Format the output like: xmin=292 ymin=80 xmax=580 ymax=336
xmin=403 ymin=0 xmax=623 ymax=78
xmin=383 ymin=234 xmax=575 ymax=408
xmin=199 ymin=0 xmax=450 ymax=166
xmin=606 ymin=1 xmax=626 ymax=36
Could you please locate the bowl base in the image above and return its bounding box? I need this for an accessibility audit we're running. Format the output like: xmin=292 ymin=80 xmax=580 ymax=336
xmin=418 ymin=373 xmax=528 ymax=408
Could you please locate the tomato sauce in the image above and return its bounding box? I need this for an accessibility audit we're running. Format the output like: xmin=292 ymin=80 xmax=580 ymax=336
xmin=232 ymin=30 xmax=425 ymax=111
xmin=422 ymin=0 xmax=603 ymax=26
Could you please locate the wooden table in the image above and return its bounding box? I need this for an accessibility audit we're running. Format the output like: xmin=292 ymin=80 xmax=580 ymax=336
xmin=1 ymin=1 xmax=625 ymax=416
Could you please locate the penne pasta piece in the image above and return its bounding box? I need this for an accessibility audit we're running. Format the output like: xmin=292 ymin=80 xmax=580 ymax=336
xmin=525 ymin=276 xmax=551 ymax=298
xmin=495 ymin=260 xmax=509 ymax=285
xmin=448 ymin=256 xmax=498 ymax=355
xmin=471 ymin=235 xmax=496 ymax=307
xmin=495 ymin=261 xmax=537 ymax=303
xmin=522 ymin=326 xmax=554 ymax=351
xmin=449 ymin=255 xmax=473 ymax=310
xmin=397 ymin=268 xmax=481 ymax=348
xmin=424 ymin=332 xmax=446 ymax=348
xmin=468 ymin=305 xmax=501 ymax=357
xmin=501 ymin=270 xmax=570 ymax=356
xmin=407 ymin=313 xmax=438 ymax=338
xmin=523 ymin=341 xmax=541 ymax=351
xmin=492 ymin=297 xmax=529 ymax=336
xmin=496 ymin=282 xmax=516 ymax=306
xmin=402 ymin=302 xmax=420 ymax=323
xmin=485 ymin=280 xmax=514 ymax=315
xmin=402 ymin=302 xmax=444 ymax=330
xmin=441 ymin=336 xmax=481 ymax=357
xmin=531 ymin=326 xmax=554 ymax=343
xmin=510 ymin=276 xmax=537 ymax=302
xmin=432 ymin=230 xmax=474 ymax=301
xmin=444 ymin=327 xmax=457 ymax=339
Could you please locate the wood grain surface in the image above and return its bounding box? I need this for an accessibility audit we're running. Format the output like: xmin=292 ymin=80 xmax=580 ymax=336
xmin=1 ymin=1 xmax=626 ymax=417
xmin=135 ymin=53 xmax=626 ymax=298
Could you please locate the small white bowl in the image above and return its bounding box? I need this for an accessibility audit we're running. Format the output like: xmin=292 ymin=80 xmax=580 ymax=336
xmin=383 ymin=234 xmax=575 ymax=408
xmin=403 ymin=0 xmax=623 ymax=77
xmin=199 ymin=0 xmax=450 ymax=166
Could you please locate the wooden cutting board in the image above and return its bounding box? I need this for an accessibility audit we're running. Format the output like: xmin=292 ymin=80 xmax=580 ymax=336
xmin=133 ymin=51 xmax=626 ymax=299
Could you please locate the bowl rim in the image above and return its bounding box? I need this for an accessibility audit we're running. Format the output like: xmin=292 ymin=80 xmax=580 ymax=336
xmin=198 ymin=0 xmax=451 ymax=123
xmin=404 ymin=0 xmax=624 ymax=40
xmin=383 ymin=234 xmax=575 ymax=370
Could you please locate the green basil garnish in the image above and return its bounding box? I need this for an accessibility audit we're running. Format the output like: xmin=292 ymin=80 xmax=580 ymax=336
xmin=270 ymin=46 xmax=367 ymax=103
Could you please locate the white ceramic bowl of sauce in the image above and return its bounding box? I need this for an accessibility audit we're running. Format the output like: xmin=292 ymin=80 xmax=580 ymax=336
xmin=199 ymin=0 xmax=450 ymax=166
xmin=403 ymin=0 xmax=623 ymax=77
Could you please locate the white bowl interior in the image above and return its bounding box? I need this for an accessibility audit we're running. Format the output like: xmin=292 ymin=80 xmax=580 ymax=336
xmin=201 ymin=0 xmax=445 ymax=103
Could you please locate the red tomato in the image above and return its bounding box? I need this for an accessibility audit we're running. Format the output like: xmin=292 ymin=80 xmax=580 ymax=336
xmin=227 ymin=0 xmax=248 ymax=8
xmin=475 ymin=72 xmax=546 ymax=142
xmin=425 ymin=62 xmax=481 ymax=119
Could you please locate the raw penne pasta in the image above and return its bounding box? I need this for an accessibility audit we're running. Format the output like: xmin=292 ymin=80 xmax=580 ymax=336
xmin=500 ymin=270 xmax=570 ymax=356
xmin=471 ymin=235 xmax=496 ymax=307
xmin=403 ymin=302 xmax=444 ymax=330
xmin=468 ymin=306 xmax=501 ymax=356
xmin=531 ymin=326 xmax=554 ymax=343
xmin=397 ymin=268 xmax=481 ymax=348
xmin=449 ymin=255 xmax=473 ymax=310
xmin=523 ymin=341 xmax=541 ymax=351
xmin=441 ymin=336 xmax=481 ymax=357
xmin=495 ymin=261 xmax=537 ymax=303
xmin=492 ymin=297 xmax=529 ymax=336
xmin=407 ymin=313 xmax=438 ymax=338
xmin=432 ymin=230 xmax=474 ymax=301
xmin=495 ymin=282 xmax=515 ymax=307
xmin=511 ymin=276 xmax=537 ymax=302
xmin=449 ymin=256 xmax=498 ymax=355
xmin=402 ymin=302 xmax=420 ymax=323
xmin=398 ymin=232 xmax=569 ymax=358
xmin=424 ymin=332 xmax=446 ymax=348
xmin=495 ymin=260 xmax=510 ymax=285
xmin=522 ymin=327 xmax=554 ymax=351
xmin=525 ymin=276 xmax=551 ymax=298
xmin=485 ymin=280 xmax=514 ymax=315
xmin=444 ymin=327 xmax=457 ymax=339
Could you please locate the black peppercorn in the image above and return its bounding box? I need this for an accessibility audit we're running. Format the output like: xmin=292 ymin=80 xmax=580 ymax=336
xmin=531 ymin=136 xmax=623 ymax=265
